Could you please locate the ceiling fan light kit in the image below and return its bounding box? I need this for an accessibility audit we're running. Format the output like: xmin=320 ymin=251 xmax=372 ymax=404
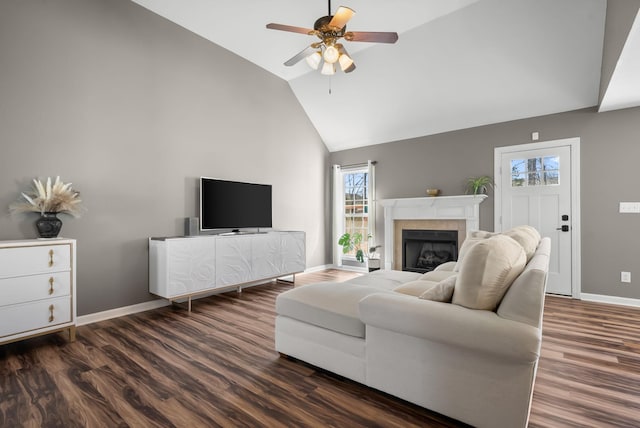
xmin=266 ymin=1 xmax=398 ymax=75
xmin=321 ymin=62 xmax=336 ymax=76
xmin=306 ymin=51 xmax=322 ymax=69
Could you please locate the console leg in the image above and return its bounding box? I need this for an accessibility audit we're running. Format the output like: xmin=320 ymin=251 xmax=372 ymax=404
xmin=69 ymin=325 xmax=77 ymax=342
xmin=188 ymin=296 xmax=192 ymax=312
xmin=276 ymin=273 xmax=296 ymax=285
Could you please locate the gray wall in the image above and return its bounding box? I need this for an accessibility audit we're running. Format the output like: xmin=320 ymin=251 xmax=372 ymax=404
xmin=0 ymin=0 xmax=330 ymax=315
xmin=330 ymin=105 xmax=640 ymax=299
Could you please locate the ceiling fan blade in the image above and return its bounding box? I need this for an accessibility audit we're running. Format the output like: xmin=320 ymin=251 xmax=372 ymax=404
xmin=345 ymin=31 xmax=399 ymax=43
xmin=284 ymin=46 xmax=316 ymax=66
xmin=329 ymin=6 xmax=355 ymax=29
xmin=266 ymin=23 xmax=314 ymax=35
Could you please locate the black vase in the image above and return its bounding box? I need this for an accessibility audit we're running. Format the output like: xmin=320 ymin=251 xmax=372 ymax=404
xmin=36 ymin=212 xmax=63 ymax=238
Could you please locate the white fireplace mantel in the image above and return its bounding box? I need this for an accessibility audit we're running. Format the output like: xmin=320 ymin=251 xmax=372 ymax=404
xmin=380 ymin=195 xmax=488 ymax=270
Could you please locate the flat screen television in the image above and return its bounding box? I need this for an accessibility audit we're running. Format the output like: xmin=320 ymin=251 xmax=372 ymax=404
xmin=199 ymin=177 xmax=272 ymax=231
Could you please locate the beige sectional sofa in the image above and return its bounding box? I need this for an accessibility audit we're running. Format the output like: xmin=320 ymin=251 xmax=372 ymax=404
xmin=275 ymin=226 xmax=550 ymax=428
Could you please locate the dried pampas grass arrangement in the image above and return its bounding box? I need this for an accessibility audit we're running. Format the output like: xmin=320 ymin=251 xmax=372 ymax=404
xmin=10 ymin=176 xmax=84 ymax=217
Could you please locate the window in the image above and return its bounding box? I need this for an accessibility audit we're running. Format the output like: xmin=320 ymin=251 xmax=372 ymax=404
xmin=511 ymin=156 xmax=559 ymax=187
xmin=332 ymin=161 xmax=376 ymax=267
xmin=343 ymin=170 xmax=369 ymax=258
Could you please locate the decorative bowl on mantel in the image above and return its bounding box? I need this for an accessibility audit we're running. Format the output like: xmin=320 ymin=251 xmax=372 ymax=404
xmin=426 ymin=188 xmax=440 ymax=197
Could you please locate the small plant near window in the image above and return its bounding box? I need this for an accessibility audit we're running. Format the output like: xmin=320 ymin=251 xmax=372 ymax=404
xmin=465 ymin=175 xmax=495 ymax=195
xmin=339 ymin=233 xmax=381 ymax=263
xmin=339 ymin=232 xmax=365 ymax=262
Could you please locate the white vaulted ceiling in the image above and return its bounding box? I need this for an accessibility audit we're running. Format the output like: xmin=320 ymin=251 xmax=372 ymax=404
xmin=130 ymin=0 xmax=638 ymax=152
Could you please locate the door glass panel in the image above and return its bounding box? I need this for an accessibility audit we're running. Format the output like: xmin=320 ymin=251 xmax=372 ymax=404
xmin=511 ymin=156 xmax=560 ymax=187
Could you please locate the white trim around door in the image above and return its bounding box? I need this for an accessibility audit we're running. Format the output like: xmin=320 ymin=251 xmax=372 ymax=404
xmin=494 ymin=137 xmax=581 ymax=298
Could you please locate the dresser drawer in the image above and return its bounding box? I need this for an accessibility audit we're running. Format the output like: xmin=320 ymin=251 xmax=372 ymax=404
xmin=0 ymin=296 xmax=72 ymax=338
xmin=0 ymin=244 xmax=71 ymax=278
xmin=0 ymin=273 xmax=71 ymax=307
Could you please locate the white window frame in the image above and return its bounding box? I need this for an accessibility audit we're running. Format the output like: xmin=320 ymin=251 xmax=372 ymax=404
xmin=332 ymin=161 xmax=376 ymax=267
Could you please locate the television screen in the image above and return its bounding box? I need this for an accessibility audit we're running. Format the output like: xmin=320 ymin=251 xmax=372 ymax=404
xmin=200 ymin=178 xmax=272 ymax=231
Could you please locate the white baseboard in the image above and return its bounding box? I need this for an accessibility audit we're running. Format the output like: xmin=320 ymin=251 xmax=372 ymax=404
xmin=77 ymin=264 xmax=333 ymax=327
xmin=580 ymin=293 xmax=640 ymax=308
xmin=331 ymin=264 xmax=368 ymax=273
xmin=77 ymin=299 xmax=170 ymax=326
xmin=304 ymin=264 xmax=334 ymax=273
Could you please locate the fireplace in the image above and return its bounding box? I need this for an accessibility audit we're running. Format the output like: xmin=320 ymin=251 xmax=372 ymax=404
xmin=380 ymin=195 xmax=487 ymax=270
xmin=402 ymin=229 xmax=458 ymax=273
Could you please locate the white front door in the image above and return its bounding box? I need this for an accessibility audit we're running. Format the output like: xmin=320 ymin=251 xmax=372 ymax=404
xmin=495 ymin=139 xmax=580 ymax=296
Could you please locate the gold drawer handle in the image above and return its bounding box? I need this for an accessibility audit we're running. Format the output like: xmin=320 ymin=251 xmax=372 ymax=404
xmin=49 ymin=304 xmax=55 ymax=322
xmin=48 ymin=249 xmax=54 ymax=267
xmin=49 ymin=277 xmax=54 ymax=295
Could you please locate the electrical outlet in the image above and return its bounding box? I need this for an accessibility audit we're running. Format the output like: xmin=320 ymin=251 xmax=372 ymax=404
xmin=621 ymin=271 xmax=631 ymax=283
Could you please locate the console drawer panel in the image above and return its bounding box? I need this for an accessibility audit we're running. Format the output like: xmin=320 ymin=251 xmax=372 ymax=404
xmin=0 ymin=296 xmax=72 ymax=338
xmin=0 ymin=273 xmax=71 ymax=307
xmin=0 ymin=244 xmax=71 ymax=278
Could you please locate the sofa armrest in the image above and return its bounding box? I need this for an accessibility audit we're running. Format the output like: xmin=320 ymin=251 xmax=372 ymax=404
xmin=359 ymin=293 xmax=541 ymax=362
xmin=434 ymin=261 xmax=457 ymax=271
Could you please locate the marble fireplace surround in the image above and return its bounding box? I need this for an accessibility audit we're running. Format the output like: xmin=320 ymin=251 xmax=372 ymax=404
xmin=380 ymin=195 xmax=487 ymax=270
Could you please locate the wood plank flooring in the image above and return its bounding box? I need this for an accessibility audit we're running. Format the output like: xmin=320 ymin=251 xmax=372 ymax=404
xmin=1 ymin=269 xmax=639 ymax=427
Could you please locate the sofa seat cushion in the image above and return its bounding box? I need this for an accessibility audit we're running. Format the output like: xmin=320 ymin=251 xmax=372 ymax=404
xmin=394 ymin=271 xmax=458 ymax=298
xmin=344 ymin=270 xmax=423 ymax=291
xmin=276 ymin=282 xmax=391 ymax=338
xmin=452 ymin=235 xmax=527 ymax=311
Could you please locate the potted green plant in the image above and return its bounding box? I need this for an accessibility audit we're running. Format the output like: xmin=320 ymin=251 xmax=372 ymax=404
xmin=338 ymin=232 xmax=382 ymax=265
xmin=338 ymin=232 xmax=365 ymax=262
xmin=465 ymin=175 xmax=495 ymax=195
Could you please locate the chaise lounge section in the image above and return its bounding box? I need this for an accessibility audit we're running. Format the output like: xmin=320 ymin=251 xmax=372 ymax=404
xmin=275 ymin=226 xmax=550 ymax=428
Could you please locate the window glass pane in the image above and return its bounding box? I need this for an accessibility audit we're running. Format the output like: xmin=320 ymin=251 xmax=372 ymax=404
xmin=512 ymin=173 xmax=526 ymax=187
xmin=528 ymin=158 xmax=541 ymax=173
xmin=528 ymin=172 xmax=541 ymax=186
xmin=544 ymin=171 xmax=559 ymax=185
xmin=511 ymin=159 xmax=526 ymax=174
xmin=543 ymin=156 xmax=559 ymax=171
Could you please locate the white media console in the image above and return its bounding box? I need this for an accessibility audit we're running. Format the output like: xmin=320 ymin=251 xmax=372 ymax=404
xmin=149 ymin=231 xmax=305 ymax=310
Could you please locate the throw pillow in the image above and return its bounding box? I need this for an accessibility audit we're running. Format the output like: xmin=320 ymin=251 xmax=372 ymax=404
xmin=419 ymin=270 xmax=456 ymax=282
xmin=419 ymin=275 xmax=456 ymax=302
xmin=453 ymin=230 xmax=496 ymax=272
xmin=394 ymin=280 xmax=438 ymax=297
xmin=503 ymin=225 xmax=540 ymax=262
xmin=452 ymin=234 xmax=526 ymax=311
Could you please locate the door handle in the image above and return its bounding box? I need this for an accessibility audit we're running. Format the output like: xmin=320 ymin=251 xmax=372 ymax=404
xmin=556 ymin=225 xmax=570 ymax=232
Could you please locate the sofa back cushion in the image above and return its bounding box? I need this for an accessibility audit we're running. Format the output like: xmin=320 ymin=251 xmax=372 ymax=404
xmin=497 ymin=237 xmax=551 ymax=327
xmin=503 ymin=225 xmax=540 ymax=262
xmin=453 ymin=230 xmax=496 ymax=272
xmin=452 ymin=234 xmax=527 ymax=311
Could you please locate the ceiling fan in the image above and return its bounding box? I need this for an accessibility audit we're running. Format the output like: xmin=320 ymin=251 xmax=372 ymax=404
xmin=266 ymin=0 xmax=399 ymax=75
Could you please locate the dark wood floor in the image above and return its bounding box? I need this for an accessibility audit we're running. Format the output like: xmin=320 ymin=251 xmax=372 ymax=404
xmin=1 ymin=269 xmax=639 ymax=427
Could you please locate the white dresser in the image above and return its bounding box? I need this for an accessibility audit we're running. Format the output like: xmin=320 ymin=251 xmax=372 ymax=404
xmin=0 ymin=239 xmax=77 ymax=345
xmin=149 ymin=231 xmax=305 ymax=309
